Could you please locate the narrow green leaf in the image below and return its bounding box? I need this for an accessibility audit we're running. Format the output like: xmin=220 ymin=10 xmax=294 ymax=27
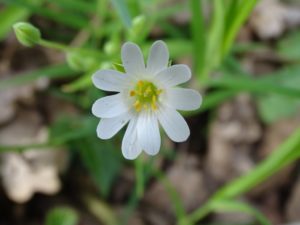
xmin=0 ymin=5 xmax=29 ymax=41
xmin=222 ymin=0 xmax=258 ymax=57
xmin=209 ymin=200 xmax=271 ymax=225
xmin=45 ymin=207 xmax=78 ymax=225
xmin=190 ymin=0 xmax=206 ymax=79
xmin=205 ymin=0 xmax=225 ymax=75
xmin=224 ymin=0 xmax=239 ymax=33
xmin=0 ymin=64 xmax=74 ymax=90
xmin=112 ymin=62 xmax=126 ymax=73
xmin=205 ymin=75 xmax=300 ymax=98
xmin=6 ymin=0 xmax=88 ymax=29
xmin=110 ymin=0 xmax=132 ymax=28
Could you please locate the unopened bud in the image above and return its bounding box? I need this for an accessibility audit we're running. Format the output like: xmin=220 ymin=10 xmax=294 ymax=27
xmin=104 ymin=40 xmax=119 ymax=56
xmin=130 ymin=15 xmax=146 ymax=37
xmin=13 ymin=22 xmax=41 ymax=47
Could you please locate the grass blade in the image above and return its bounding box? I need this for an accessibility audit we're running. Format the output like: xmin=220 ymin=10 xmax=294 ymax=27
xmin=209 ymin=200 xmax=271 ymax=225
xmin=204 ymin=0 xmax=225 ymax=78
xmin=0 ymin=64 xmax=74 ymax=90
xmin=222 ymin=0 xmax=258 ymax=57
xmin=205 ymin=76 xmax=300 ymax=98
xmin=0 ymin=5 xmax=30 ymax=41
xmin=110 ymin=0 xmax=132 ymax=28
xmin=190 ymin=0 xmax=206 ymax=80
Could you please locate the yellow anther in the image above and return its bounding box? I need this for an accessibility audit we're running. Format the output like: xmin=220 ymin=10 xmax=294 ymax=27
xmin=151 ymin=102 xmax=157 ymax=110
xmin=134 ymin=100 xmax=142 ymax=112
xmin=130 ymin=90 xmax=136 ymax=96
xmin=156 ymin=89 xmax=163 ymax=95
xmin=138 ymin=80 xmax=144 ymax=87
xmin=129 ymin=80 xmax=162 ymax=112
xmin=146 ymin=86 xmax=152 ymax=93
xmin=152 ymin=95 xmax=157 ymax=103
xmin=134 ymin=100 xmax=140 ymax=107
xmin=144 ymin=87 xmax=152 ymax=97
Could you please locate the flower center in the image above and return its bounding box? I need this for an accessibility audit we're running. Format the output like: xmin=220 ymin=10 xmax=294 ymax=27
xmin=129 ymin=80 xmax=162 ymax=112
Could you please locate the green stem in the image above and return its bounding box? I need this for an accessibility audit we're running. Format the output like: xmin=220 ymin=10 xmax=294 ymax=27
xmin=39 ymin=39 xmax=105 ymax=60
xmin=135 ymin=157 xmax=144 ymax=198
xmin=39 ymin=39 xmax=71 ymax=51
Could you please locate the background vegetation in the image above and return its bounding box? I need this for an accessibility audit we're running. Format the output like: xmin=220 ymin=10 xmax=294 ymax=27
xmin=0 ymin=0 xmax=300 ymax=224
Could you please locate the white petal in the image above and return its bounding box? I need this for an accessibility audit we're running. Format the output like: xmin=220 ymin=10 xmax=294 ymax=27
xmin=92 ymin=69 xmax=129 ymax=92
xmin=155 ymin=64 xmax=191 ymax=87
xmin=158 ymin=106 xmax=190 ymax=142
xmin=137 ymin=112 xmax=161 ymax=156
xmin=97 ymin=112 xmax=132 ymax=139
xmin=146 ymin=40 xmax=169 ymax=75
xmin=122 ymin=118 xmax=142 ymax=160
xmin=121 ymin=42 xmax=145 ymax=78
xmin=92 ymin=93 xmax=129 ymax=118
xmin=166 ymin=88 xmax=202 ymax=111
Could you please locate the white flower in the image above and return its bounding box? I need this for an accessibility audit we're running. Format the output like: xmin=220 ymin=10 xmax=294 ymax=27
xmin=92 ymin=41 xmax=202 ymax=160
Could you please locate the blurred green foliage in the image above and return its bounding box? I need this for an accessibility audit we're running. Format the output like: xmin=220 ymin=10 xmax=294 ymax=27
xmin=45 ymin=207 xmax=78 ymax=225
xmin=0 ymin=0 xmax=300 ymax=224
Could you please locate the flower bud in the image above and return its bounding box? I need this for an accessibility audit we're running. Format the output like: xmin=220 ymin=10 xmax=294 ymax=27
xmin=129 ymin=15 xmax=146 ymax=37
xmin=104 ymin=40 xmax=119 ymax=56
xmin=13 ymin=22 xmax=41 ymax=47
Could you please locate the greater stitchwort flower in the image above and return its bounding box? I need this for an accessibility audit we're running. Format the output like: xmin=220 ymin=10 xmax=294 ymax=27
xmin=92 ymin=41 xmax=202 ymax=159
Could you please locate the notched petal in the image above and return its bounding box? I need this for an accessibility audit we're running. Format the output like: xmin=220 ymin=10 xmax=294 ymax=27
xmin=121 ymin=42 xmax=145 ymax=77
xmin=166 ymin=88 xmax=202 ymax=111
xmin=92 ymin=69 xmax=129 ymax=92
xmin=146 ymin=40 xmax=169 ymax=75
xmin=155 ymin=64 xmax=191 ymax=87
xmin=92 ymin=93 xmax=129 ymax=118
xmin=158 ymin=106 xmax=190 ymax=142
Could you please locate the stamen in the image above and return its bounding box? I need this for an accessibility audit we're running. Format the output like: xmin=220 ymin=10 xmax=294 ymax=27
xmin=130 ymin=90 xmax=136 ymax=96
xmin=144 ymin=87 xmax=152 ymax=97
xmin=129 ymin=80 xmax=162 ymax=112
xmin=151 ymin=102 xmax=157 ymax=110
xmin=138 ymin=80 xmax=144 ymax=87
xmin=156 ymin=89 xmax=163 ymax=95
xmin=134 ymin=100 xmax=142 ymax=112
xmin=152 ymin=95 xmax=156 ymax=103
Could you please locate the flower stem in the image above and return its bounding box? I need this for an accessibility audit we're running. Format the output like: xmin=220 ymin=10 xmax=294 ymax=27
xmin=135 ymin=157 xmax=144 ymax=198
xmin=39 ymin=39 xmax=71 ymax=51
